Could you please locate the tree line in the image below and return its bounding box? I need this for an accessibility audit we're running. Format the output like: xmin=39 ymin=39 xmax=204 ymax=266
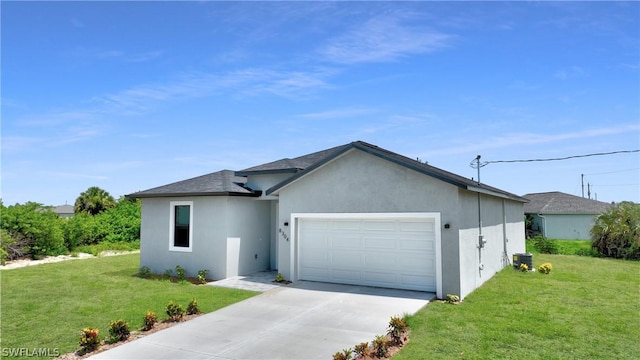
xmin=1 ymin=187 xmax=140 ymax=264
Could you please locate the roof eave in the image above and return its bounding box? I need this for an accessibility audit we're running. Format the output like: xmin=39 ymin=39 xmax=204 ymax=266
xmin=235 ymin=168 xmax=299 ymax=176
xmin=127 ymin=191 xmax=262 ymax=199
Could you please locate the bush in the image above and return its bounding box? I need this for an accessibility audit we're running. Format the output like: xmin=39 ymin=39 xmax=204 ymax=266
xmin=354 ymin=342 xmax=371 ymax=358
xmin=108 ymin=320 xmax=130 ymax=342
xmin=186 ymin=299 xmax=201 ymax=315
xmin=166 ymin=301 xmax=185 ymax=322
xmin=332 ymin=348 xmax=352 ymax=360
xmin=445 ymin=294 xmax=460 ymax=304
xmin=372 ymin=335 xmax=389 ymax=358
xmin=142 ymin=311 xmax=157 ymax=331
xmin=387 ymin=316 xmax=408 ymax=345
xmin=0 ymin=202 xmax=66 ymax=258
xmin=138 ymin=266 xmax=152 ymax=278
xmin=175 ymin=265 xmax=186 ymax=282
xmin=79 ymin=328 xmax=100 ymax=353
xmin=538 ymin=263 xmax=553 ymax=274
xmin=197 ymin=269 xmax=209 ymax=284
xmin=530 ymin=235 xmax=559 ymax=254
xmin=591 ymin=201 xmax=640 ymax=260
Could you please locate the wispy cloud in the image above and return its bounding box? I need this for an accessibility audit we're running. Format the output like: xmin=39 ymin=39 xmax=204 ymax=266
xmin=93 ymin=67 xmax=333 ymax=115
xmin=297 ymin=107 xmax=378 ymax=119
xmin=554 ymin=66 xmax=588 ymax=80
xmin=422 ymin=124 xmax=640 ymax=157
xmin=319 ymin=12 xmax=454 ymax=64
xmin=361 ymin=113 xmax=433 ymax=134
xmin=42 ymin=171 xmax=109 ymax=181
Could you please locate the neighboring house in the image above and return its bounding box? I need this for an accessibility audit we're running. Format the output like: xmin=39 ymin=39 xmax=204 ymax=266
xmin=128 ymin=141 xmax=527 ymax=299
xmin=53 ymin=204 xmax=75 ymax=218
xmin=523 ymin=191 xmax=613 ymax=240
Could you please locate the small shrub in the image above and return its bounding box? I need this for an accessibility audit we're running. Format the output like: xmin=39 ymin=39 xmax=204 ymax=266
xmin=372 ymin=335 xmax=389 ymax=358
xmin=186 ymin=299 xmax=200 ymax=315
xmin=591 ymin=201 xmax=640 ymax=260
xmin=275 ymin=273 xmax=284 ymax=282
xmin=79 ymin=328 xmax=100 ymax=353
xmin=519 ymin=263 xmax=529 ymax=272
xmin=445 ymin=294 xmax=460 ymax=304
xmin=354 ymin=342 xmax=371 ymax=357
xmin=531 ymin=236 xmax=559 ymax=254
xmin=108 ymin=319 xmax=130 ymax=342
xmin=179 ymin=279 xmax=189 ymax=286
xmin=197 ymin=269 xmax=208 ymax=284
xmin=332 ymin=348 xmax=352 ymax=360
xmin=387 ymin=315 xmax=408 ymax=345
xmin=166 ymin=301 xmax=185 ymax=322
xmin=175 ymin=265 xmax=186 ymax=282
xmin=142 ymin=311 xmax=157 ymax=331
xmin=138 ymin=266 xmax=152 ymax=278
xmin=538 ymin=262 xmax=553 ymax=274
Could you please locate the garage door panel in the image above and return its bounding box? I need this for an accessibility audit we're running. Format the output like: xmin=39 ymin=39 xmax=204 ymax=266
xmin=330 ymin=236 xmax=361 ymax=249
xmin=331 ymin=219 xmax=362 ymax=231
xmin=362 ymin=220 xmax=396 ymax=231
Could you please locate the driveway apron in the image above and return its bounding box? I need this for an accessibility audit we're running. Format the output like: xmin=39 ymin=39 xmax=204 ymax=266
xmin=90 ymin=281 xmax=434 ymax=360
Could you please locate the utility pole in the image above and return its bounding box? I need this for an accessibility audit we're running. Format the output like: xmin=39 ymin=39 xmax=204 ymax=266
xmin=581 ymin=174 xmax=584 ymax=198
xmin=588 ymin=183 xmax=591 ymax=199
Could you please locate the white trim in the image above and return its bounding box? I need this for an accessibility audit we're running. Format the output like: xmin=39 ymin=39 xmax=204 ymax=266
xmin=169 ymin=201 xmax=193 ymax=252
xmin=290 ymin=212 xmax=442 ymax=297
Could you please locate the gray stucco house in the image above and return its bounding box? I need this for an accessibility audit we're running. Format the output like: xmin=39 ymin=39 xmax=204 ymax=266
xmin=128 ymin=141 xmax=527 ymax=299
xmin=523 ymin=191 xmax=613 ymax=240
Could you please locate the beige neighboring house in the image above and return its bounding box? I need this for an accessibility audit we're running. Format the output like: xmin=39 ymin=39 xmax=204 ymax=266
xmin=523 ymin=191 xmax=613 ymax=240
xmin=53 ymin=204 xmax=75 ymax=218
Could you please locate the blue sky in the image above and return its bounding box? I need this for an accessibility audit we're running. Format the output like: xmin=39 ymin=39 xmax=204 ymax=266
xmin=2 ymin=1 xmax=639 ymax=206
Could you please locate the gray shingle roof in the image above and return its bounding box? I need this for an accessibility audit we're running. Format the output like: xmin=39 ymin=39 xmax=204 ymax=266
xmin=128 ymin=170 xmax=258 ymax=198
xmin=266 ymin=141 xmax=528 ymax=202
xmin=236 ymin=144 xmax=350 ymax=175
xmin=523 ymin=191 xmax=613 ymax=214
xmin=127 ymin=141 xmax=528 ymax=202
xmin=53 ymin=204 xmax=74 ymax=215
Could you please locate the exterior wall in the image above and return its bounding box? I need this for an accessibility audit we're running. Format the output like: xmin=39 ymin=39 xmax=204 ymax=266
xmin=530 ymin=213 xmax=595 ymax=240
xmin=457 ymin=190 xmax=525 ymax=299
xmin=140 ymin=196 xmax=270 ymax=280
xmin=275 ymin=149 xmax=461 ymax=297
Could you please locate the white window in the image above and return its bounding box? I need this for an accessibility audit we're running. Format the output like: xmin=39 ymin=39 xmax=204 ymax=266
xmin=169 ymin=201 xmax=193 ymax=252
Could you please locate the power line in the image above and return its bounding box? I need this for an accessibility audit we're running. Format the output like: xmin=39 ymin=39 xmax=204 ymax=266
xmin=475 ymin=149 xmax=639 ymax=167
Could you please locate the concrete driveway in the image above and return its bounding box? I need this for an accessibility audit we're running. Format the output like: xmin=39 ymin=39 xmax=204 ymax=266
xmin=90 ymin=281 xmax=434 ymax=360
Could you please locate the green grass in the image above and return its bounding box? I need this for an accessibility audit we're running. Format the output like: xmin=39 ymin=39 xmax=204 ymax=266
xmin=526 ymin=238 xmax=598 ymax=256
xmin=395 ymin=255 xmax=640 ymax=359
xmin=0 ymin=254 xmax=256 ymax=359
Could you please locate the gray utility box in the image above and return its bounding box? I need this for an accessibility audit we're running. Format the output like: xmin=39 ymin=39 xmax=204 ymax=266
xmin=513 ymin=253 xmax=533 ymax=270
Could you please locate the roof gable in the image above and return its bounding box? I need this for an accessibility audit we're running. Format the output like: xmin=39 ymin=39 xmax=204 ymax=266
xmin=128 ymin=170 xmax=259 ymax=198
xmin=523 ymin=191 xmax=613 ymax=214
xmin=266 ymin=141 xmax=528 ymax=202
xmin=236 ymin=144 xmax=350 ymax=175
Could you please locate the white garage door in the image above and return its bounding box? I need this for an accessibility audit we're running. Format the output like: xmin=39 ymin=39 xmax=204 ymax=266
xmin=298 ymin=215 xmax=437 ymax=292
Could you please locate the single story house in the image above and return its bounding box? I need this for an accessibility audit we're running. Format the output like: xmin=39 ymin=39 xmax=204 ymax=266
xmin=128 ymin=141 xmax=526 ymax=299
xmin=53 ymin=204 xmax=75 ymax=218
xmin=523 ymin=191 xmax=613 ymax=240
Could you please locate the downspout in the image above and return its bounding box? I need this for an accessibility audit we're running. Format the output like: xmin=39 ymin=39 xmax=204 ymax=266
xmin=502 ymin=199 xmax=509 ymax=266
xmin=475 ymin=155 xmax=485 ymax=275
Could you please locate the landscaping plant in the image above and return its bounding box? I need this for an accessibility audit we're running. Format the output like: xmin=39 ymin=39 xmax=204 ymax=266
xmin=372 ymin=334 xmax=389 ymax=358
xmin=353 ymin=342 xmax=370 ymax=358
xmin=197 ymin=269 xmax=209 ymax=284
xmin=387 ymin=315 xmax=408 ymax=345
xmin=108 ymin=319 xmax=130 ymax=343
xmin=142 ymin=311 xmax=158 ymax=331
xmin=166 ymin=301 xmax=185 ymax=322
xmin=538 ymin=262 xmax=552 ymax=274
xmin=186 ymin=299 xmax=201 ymax=315
xmin=79 ymin=328 xmax=100 ymax=353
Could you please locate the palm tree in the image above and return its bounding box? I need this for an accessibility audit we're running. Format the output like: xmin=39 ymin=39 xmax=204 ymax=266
xmin=74 ymin=186 xmax=116 ymax=215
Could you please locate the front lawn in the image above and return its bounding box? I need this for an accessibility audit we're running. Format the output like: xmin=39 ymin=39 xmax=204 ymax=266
xmin=0 ymin=254 xmax=257 ymax=359
xmin=395 ymin=254 xmax=640 ymax=359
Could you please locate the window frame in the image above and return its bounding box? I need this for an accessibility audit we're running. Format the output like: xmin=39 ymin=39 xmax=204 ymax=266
xmin=169 ymin=201 xmax=193 ymax=252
